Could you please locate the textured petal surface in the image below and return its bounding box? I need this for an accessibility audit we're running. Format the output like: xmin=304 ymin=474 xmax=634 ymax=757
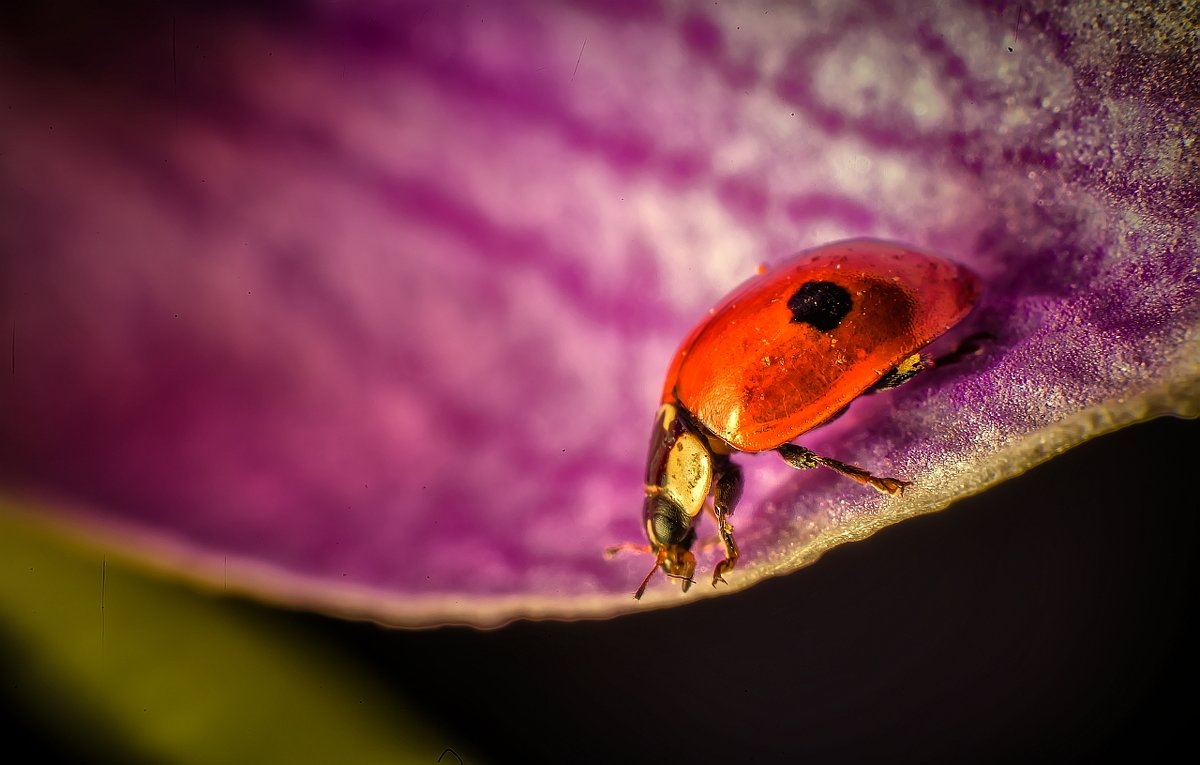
xmin=0 ymin=0 xmax=1196 ymax=626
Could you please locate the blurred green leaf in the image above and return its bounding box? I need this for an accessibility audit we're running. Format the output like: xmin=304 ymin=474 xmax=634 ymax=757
xmin=0 ymin=502 xmax=467 ymax=765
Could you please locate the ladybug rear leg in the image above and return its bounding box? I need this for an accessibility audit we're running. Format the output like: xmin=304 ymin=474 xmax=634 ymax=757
xmin=872 ymin=332 xmax=994 ymax=392
xmin=709 ymin=457 xmax=743 ymax=587
xmin=871 ymin=352 xmax=928 ymax=391
xmin=777 ymin=444 xmax=910 ymax=495
xmin=932 ymin=331 xmax=994 ymax=367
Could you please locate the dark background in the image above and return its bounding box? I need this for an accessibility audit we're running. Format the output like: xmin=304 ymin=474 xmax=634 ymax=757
xmin=6 ymin=413 xmax=1196 ymax=763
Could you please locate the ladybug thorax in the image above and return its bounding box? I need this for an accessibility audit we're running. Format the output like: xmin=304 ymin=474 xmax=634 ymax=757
xmin=643 ymin=404 xmax=713 ymax=547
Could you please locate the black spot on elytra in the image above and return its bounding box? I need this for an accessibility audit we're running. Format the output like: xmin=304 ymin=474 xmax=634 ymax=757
xmin=788 ymin=281 xmax=852 ymax=331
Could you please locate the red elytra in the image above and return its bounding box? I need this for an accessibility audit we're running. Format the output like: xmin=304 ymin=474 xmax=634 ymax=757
xmin=664 ymin=239 xmax=980 ymax=452
xmin=611 ymin=239 xmax=981 ymax=599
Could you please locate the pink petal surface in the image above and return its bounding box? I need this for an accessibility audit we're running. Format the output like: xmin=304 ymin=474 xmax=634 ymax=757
xmin=0 ymin=0 xmax=1196 ymax=626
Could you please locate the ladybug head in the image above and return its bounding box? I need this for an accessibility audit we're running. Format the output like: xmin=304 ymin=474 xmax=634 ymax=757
xmin=635 ymin=495 xmax=698 ymax=599
xmin=633 ymin=402 xmax=713 ymax=599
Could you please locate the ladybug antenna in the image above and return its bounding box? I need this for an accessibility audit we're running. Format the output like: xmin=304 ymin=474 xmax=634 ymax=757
xmin=633 ymin=550 xmax=666 ymax=600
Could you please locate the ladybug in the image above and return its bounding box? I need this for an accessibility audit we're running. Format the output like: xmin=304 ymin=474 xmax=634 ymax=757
xmin=610 ymin=239 xmax=982 ymax=599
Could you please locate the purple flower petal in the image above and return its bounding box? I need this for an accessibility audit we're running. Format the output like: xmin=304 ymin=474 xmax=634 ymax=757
xmin=0 ymin=0 xmax=1196 ymax=626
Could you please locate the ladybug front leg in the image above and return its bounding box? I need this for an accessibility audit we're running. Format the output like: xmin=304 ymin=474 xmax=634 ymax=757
xmin=604 ymin=542 xmax=652 ymax=558
xmin=777 ymin=444 xmax=910 ymax=495
xmin=710 ymin=458 xmax=743 ymax=587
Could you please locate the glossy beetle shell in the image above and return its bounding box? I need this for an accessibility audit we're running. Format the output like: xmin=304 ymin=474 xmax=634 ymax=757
xmin=661 ymin=239 xmax=980 ymax=453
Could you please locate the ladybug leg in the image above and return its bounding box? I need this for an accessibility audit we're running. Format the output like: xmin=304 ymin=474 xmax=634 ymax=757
xmin=871 ymin=352 xmax=928 ymax=391
xmin=931 ymin=331 xmax=994 ymax=367
xmin=777 ymin=444 xmax=910 ymax=496
xmin=710 ymin=458 xmax=743 ymax=587
xmin=871 ymin=332 xmax=994 ymax=392
xmin=604 ymin=542 xmax=652 ymax=558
